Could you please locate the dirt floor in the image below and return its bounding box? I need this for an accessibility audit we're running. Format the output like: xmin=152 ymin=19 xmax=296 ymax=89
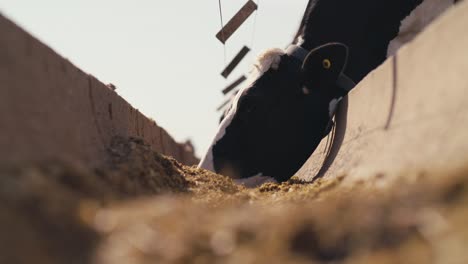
xmin=1 ymin=137 xmax=467 ymax=264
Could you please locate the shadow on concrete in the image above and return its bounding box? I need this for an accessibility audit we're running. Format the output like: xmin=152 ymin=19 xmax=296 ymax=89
xmin=385 ymin=55 xmax=398 ymax=129
xmin=312 ymin=96 xmax=349 ymax=181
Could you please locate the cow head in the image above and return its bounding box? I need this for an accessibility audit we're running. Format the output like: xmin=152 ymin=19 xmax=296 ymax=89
xmin=199 ymin=43 xmax=353 ymax=183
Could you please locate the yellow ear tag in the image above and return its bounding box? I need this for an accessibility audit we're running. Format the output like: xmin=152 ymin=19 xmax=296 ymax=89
xmin=322 ymin=59 xmax=332 ymax=69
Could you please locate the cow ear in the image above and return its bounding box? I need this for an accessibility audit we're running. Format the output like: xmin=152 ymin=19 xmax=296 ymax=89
xmin=301 ymin=42 xmax=349 ymax=87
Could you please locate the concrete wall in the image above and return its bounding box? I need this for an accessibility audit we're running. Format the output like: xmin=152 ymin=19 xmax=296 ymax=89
xmin=297 ymin=1 xmax=468 ymax=183
xmin=0 ymin=14 xmax=198 ymax=168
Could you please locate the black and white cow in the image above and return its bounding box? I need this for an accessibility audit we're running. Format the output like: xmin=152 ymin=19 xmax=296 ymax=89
xmin=200 ymin=0 xmax=454 ymax=187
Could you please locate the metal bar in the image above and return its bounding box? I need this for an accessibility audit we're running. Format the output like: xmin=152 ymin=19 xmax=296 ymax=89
xmin=222 ymin=75 xmax=247 ymax=95
xmin=217 ymin=89 xmax=240 ymax=111
xmin=217 ymin=98 xmax=232 ymax=111
xmin=216 ymin=0 xmax=258 ymax=44
xmin=221 ymin=46 xmax=250 ymax=78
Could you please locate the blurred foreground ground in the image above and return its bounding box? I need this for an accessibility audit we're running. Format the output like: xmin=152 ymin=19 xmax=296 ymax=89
xmin=1 ymin=137 xmax=467 ymax=264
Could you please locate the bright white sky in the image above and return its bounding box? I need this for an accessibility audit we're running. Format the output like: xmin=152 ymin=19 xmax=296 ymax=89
xmin=0 ymin=0 xmax=308 ymax=156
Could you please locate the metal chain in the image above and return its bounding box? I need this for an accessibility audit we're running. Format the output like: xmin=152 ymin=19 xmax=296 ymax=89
xmin=218 ymin=0 xmax=227 ymax=65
